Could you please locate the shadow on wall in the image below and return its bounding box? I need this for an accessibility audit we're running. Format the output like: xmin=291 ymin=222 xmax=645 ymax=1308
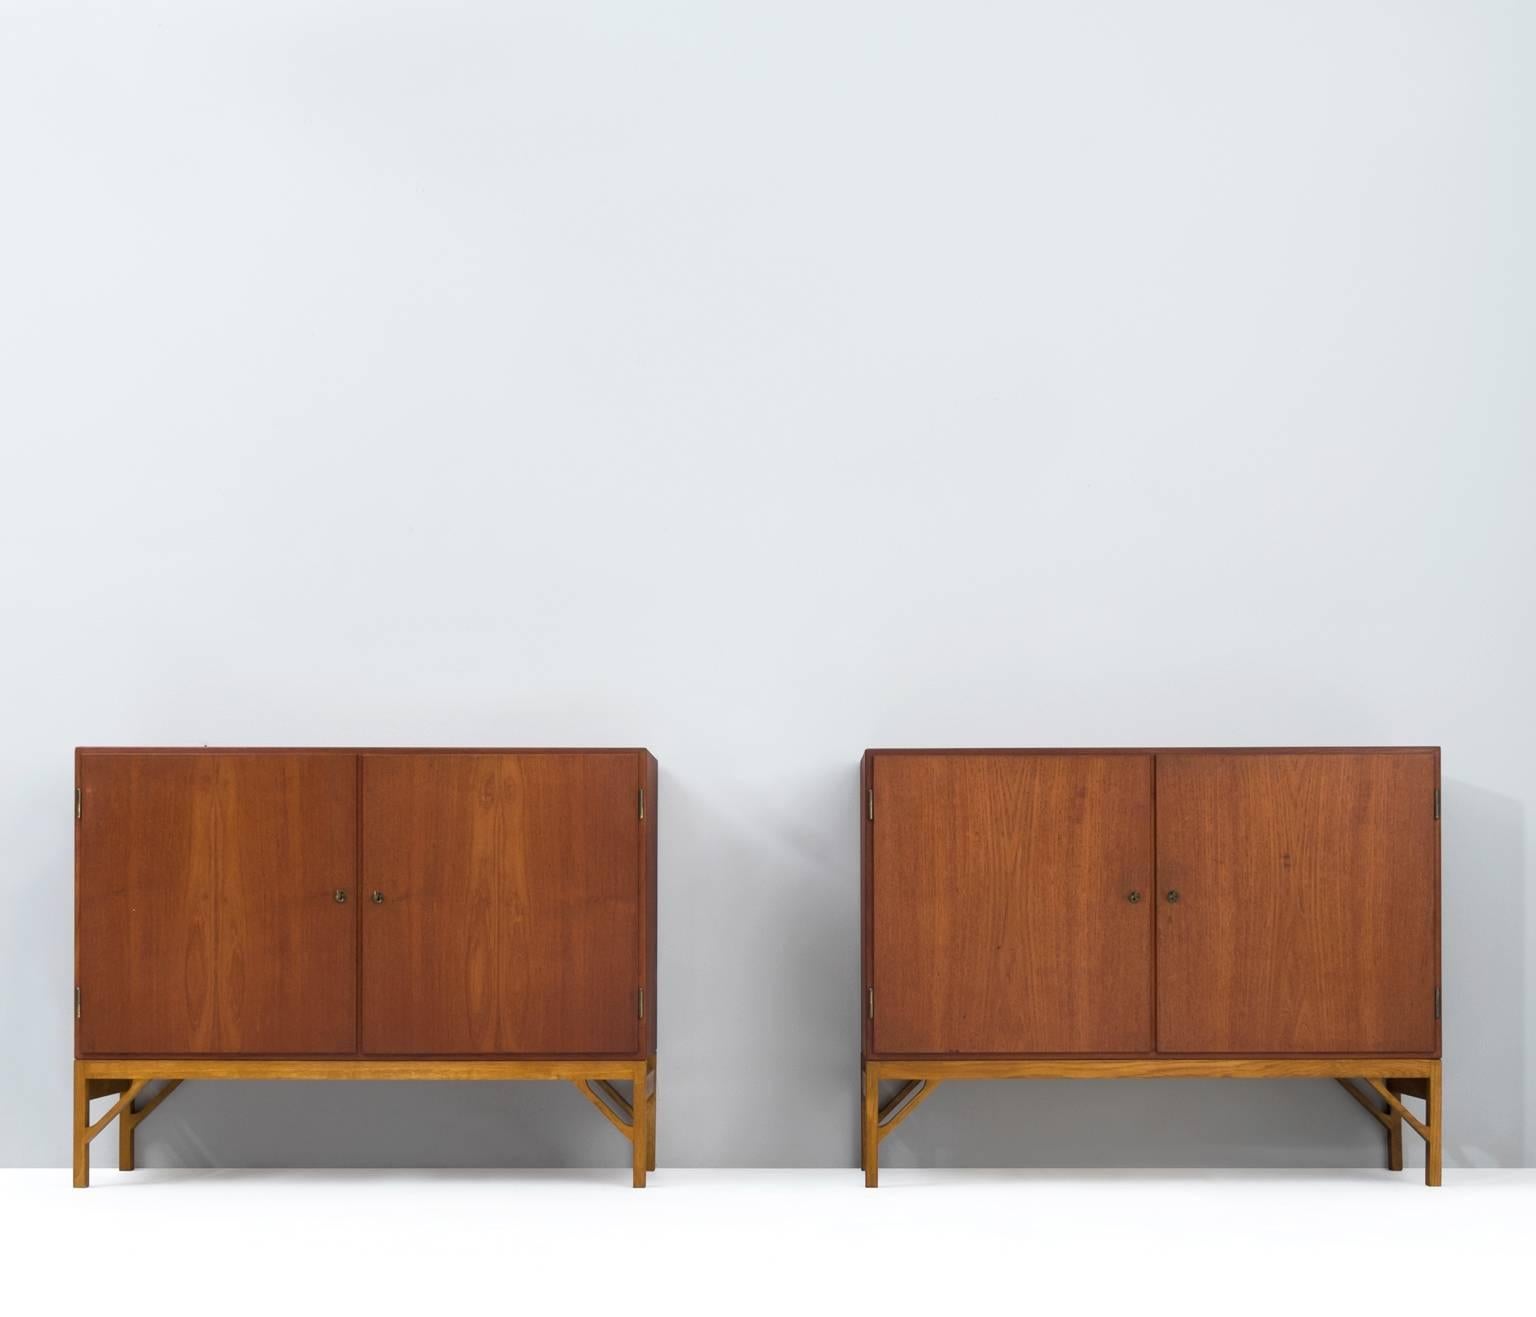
xmin=636 ymin=759 xmax=861 ymax=1167
xmin=731 ymin=762 xmax=862 ymax=1166
xmin=877 ymin=776 xmax=1526 ymax=1171
xmin=4 ymin=767 xmax=72 ymax=1169
xmin=1440 ymin=779 xmax=1526 ymax=1166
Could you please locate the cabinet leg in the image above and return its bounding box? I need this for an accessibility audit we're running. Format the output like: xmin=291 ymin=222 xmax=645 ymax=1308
xmin=119 ymin=1095 xmax=139 ymax=1172
xmin=1425 ymin=1062 xmax=1443 ymax=1187
xmin=646 ymin=1060 xmax=657 ymax=1173
xmin=859 ymin=1067 xmax=866 ymax=1173
xmin=631 ymin=1066 xmax=649 ymax=1189
xmin=72 ymin=1063 xmax=89 ymax=1189
xmin=863 ymin=1066 xmax=879 ymax=1188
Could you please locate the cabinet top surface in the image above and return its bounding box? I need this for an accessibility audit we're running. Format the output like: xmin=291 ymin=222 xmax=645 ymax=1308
xmin=863 ymin=746 xmax=1439 ymax=756
xmin=77 ymin=746 xmax=653 ymax=756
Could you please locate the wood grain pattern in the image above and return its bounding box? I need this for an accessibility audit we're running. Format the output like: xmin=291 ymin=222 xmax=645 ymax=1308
xmin=77 ymin=754 xmax=217 ymax=1054
xmin=360 ymin=753 xmax=641 ymax=1056
xmin=1155 ymin=752 xmax=1439 ymax=1055
xmin=869 ymin=753 xmax=1154 ymax=1055
xmin=360 ymin=754 xmax=501 ymax=1054
xmin=212 ymin=756 xmax=358 ymax=1053
xmin=496 ymin=753 xmax=641 ymax=1054
xmin=76 ymin=753 xmax=357 ymax=1056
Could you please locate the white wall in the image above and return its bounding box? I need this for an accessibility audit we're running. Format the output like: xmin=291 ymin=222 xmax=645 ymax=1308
xmin=2 ymin=0 xmax=1531 ymax=1170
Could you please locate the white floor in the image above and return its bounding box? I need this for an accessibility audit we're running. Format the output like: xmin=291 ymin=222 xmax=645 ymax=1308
xmin=4 ymin=1168 xmax=1529 ymax=1310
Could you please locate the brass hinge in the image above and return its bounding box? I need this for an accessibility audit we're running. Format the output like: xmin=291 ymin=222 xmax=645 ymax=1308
xmin=75 ymin=787 xmax=81 ymax=821
xmin=1433 ymin=787 xmax=1440 ymax=820
xmin=867 ymin=986 xmax=874 ymax=1020
xmin=638 ymin=987 xmax=645 ymax=1019
xmin=867 ymin=787 xmax=873 ymax=822
xmin=75 ymin=986 xmax=81 ymax=1020
xmin=1434 ymin=986 xmax=1441 ymax=1021
xmin=638 ymin=788 xmax=645 ymax=821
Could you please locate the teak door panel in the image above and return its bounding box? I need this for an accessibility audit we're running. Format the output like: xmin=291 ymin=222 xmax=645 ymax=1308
xmin=77 ymin=755 xmax=216 ymax=1054
xmin=496 ymin=754 xmax=642 ymax=1054
xmin=869 ymin=753 xmax=1155 ymax=1055
xmin=210 ymin=756 xmax=360 ymax=1053
xmin=360 ymin=753 xmax=641 ymax=1056
xmin=360 ymin=755 xmax=500 ymax=1054
xmin=1154 ymin=752 xmax=1439 ymax=1055
xmin=76 ymin=752 xmax=358 ymax=1056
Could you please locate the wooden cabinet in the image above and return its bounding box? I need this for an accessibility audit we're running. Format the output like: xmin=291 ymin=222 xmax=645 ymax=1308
xmin=73 ymin=747 xmax=658 ymax=1188
xmin=861 ymin=748 xmax=1442 ymax=1185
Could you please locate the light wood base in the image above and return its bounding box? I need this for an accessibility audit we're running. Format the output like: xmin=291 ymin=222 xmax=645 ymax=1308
xmin=860 ymin=1057 xmax=1443 ymax=1188
xmin=73 ymin=1056 xmax=658 ymax=1189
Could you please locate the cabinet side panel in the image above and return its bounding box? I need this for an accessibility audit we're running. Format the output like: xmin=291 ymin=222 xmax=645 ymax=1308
xmin=861 ymin=752 xmax=872 ymax=1060
xmin=1433 ymin=747 xmax=1442 ymax=1056
xmin=871 ymin=753 xmax=1155 ymax=1055
xmin=643 ymin=753 xmax=658 ymax=1055
xmin=1155 ymin=751 xmax=1440 ymax=1054
xmin=77 ymin=753 xmax=219 ymax=1054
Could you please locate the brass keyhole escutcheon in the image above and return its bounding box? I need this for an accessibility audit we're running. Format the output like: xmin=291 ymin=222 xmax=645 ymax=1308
xmin=1166 ymin=889 xmax=1181 ymax=904
xmin=334 ymin=889 xmax=348 ymax=904
xmin=1127 ymin=891 xmax=1142 ymax=904
xmin=371 ymin=890 xmax=384 ymax=904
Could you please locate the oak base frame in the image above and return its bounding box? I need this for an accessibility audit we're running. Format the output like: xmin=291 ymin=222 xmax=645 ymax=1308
xmin=860 ymin=1057 xmax=1443 ymax=1188
xmin=73 ymin=1056 xmax=658 ymax=1189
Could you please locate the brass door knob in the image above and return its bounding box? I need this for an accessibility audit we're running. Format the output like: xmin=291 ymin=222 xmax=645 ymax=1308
xmin=334 ymin=889 xmax=348 ymax=904
xmin=1166 ymin=889 xmax=1181 ymax=904
xmin=371 ymin=890 xmax=384 ymax=904
xmin=1127 ymin=891 xmax=1142 ymax=904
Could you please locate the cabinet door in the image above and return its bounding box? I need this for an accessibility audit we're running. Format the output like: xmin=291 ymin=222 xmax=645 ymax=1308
xmin=360 ymin=753 xmax=641 ymax=1055
xmin=870 ymin=753 xmax=1154 ymax=1055
xmin=76 ymin=753 xmax=358 ymax=1055
xmin=1155 ymin=752 xmax=1439 ymax=1054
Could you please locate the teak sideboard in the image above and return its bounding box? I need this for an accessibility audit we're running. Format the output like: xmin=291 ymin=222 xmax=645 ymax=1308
xmin=73 ymin=747 xmax=658 ymax=1187
xmin=860 ymin=748 xmax=1442 ymax=1186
